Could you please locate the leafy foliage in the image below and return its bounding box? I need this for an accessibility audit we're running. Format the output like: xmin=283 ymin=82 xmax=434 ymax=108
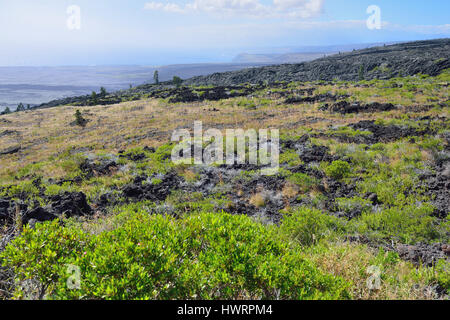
xmin=324 ymin=160 xmax=352 ymax=180
xmin=0 ymin=210 xmax=351 ymax=300
xmin=74 ymin=110 xmax=86 ymax=127
xmin=279 ymin=207 xmax=345 ymax=246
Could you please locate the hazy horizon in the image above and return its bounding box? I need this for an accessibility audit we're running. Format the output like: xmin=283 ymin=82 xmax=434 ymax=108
xmin=0 ymin=37 xmax=446 ymax=109
xmin=1 ymin=0 xmax=449 ymax=66
xmin=0 ymin=40 xmax=409 ymax=67
xmin=1 ymin=0 xmax=449 ymax=108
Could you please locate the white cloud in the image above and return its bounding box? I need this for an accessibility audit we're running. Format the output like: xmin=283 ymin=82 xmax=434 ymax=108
xmin=144 ymin=0 xmax=324 ymax=18
xmin=144 ymin=2 xmax=184 ymax=13
xmin=273 ymin=0 xmax=324 ymax=17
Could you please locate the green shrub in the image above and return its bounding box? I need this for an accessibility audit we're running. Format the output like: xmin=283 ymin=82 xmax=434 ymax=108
xmin=44 ymin=182 xmax=77 ymax=197
xmin=279 ymin=149 xmax=302 ymax=166
xmin=325 ymin=160 xmax=352 ymax=180
xmin=15 ymin=162 xmax=45 ymax=180
xmin=0 ymin=220 xmax=88 ymax=299
xmin=327 ymin=127 xmax=372 ymax=139
xmin=0 ymin=181 xmax=40 ymax=199
xmin=279 ymin=207 xmax=346 ymax=246
xmin=288 ymin=173 xmax=318 ymax=192
xmin=237 ymin=99 xmax=257 ymax=109
xmin=354 ymin=204 xmax=448 ymax=244
xmin=173 ymin=76 xmax=183 ymax=88
xmin=336 ymin=197 xmax=373 ymax=215
xmin=74 ymin=110 xmax=86 ymax=127
xmin=356 ymin=164 xmax=424 ymax=207
xmin=434 ymin=260 xmax=450 ymax=292
xmin=1 ymin=210 xmax=351 ymax=300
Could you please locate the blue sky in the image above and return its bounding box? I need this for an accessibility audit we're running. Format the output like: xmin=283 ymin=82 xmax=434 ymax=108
xmin=0 ymin=0 xmax=448 ymax=66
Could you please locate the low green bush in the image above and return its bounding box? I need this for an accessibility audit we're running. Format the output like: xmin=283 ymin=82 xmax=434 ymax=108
xmin=279 ymin=207 xmax=346 ymax=246
xmin=336 ymin=197 xmax=373 ymax=215
xmin=434 ymin=260 xmax=450 ymax=292
xmin=287 ymin=173 xmax=318 ymax=192
xmin=0 ymin=181 xmax=40 ymax=199
xmin=0 ymin=210 xmax=351 ymax=300
xmin=357 ymin=164 xmax=424 ymax=207
xmin=324 ymin=160 xmax=352 ymax=180
xmin=279 ymin=149 xmax=303 ymax=166
xmin=354 ymin=204 xmax=448 ymax=244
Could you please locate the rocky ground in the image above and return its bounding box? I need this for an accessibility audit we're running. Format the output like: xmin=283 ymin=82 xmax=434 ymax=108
xmin=33 ymin=39 xmax=450 ymax=110
xmin=0 ymin=60 xmax=449 ymax=300
xmin=186 ymin=39 xmax=450 ymax=86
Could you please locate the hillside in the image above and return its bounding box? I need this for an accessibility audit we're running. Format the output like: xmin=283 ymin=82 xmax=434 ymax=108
xmin=232 ymin=52 xmax=331 ymax=64
xmin=231 ymin=42 xmax=401 ymax=64
xmin=185 ymin=39 xmax=450 ymax=86
xmin=0 ymin=63 xmax=266 ymax=112
xmin=30 ymin=39 xmax=450 ymax=111
xmin=0 ymin=65 xmax=449 ymax=299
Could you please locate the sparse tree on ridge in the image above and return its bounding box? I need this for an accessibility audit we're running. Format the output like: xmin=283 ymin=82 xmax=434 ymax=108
xmin=16 ymin=103 xmax=25 ymax=112
xmin=358 ymin=65 xmax=365 ymax=81
xmin=100 ymin=87 xmax=107 ymax=97
xmin=173 ymin=76 xmax=182 ymax=88
xmin=91 ymin=91 xmax=98 ymax=104
xmin=154 ymin=70 xmax=159 ymax=85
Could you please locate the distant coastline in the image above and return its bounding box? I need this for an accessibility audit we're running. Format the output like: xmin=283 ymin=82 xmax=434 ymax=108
xmin=0 ymin=63 xmax=266 ymax=110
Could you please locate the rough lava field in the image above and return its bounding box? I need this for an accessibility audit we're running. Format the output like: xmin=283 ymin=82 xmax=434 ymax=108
xmin=0 ymin=40 xmax=449 ymax=300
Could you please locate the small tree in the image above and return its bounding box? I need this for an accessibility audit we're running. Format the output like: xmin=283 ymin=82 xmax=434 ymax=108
xmin=153 ymin=70 xmax=159 ymax=85
xmin=74 ymin=110 xmax=86 ymax=127
xmin=16 ymin=103 xmax=25 ymax=112
xmin=100 ymin=87 xmax=107 ymax=97
xmin=3 ymin=107 xmax=11 ymax=114
xmin=358 ymin=65 xmax=365 ymax=81
xmin=173 ymin=76 xmax=182 ymax=88
xmin=91 ymin=91 xmax=98 ymax=104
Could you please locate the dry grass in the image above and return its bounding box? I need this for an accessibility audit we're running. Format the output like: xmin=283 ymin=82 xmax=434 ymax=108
xmin=178 ymin=167 xmax=199 ymax=183
xmin=0 ymin=81 xmax=448 ymax=183
xmin=306 ymin=242 xmax=437 ymax=300
xmin=0 ymin=98 xmax=320 ymax=180
xmin=282 ymin=182 xmax=299 ymax=199
xmin=249 ymin=192 xmax=267 ymax=208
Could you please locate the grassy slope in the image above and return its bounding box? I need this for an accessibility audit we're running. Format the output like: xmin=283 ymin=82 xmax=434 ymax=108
xmin=0 ymin=71 xmax=449 ymax=300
